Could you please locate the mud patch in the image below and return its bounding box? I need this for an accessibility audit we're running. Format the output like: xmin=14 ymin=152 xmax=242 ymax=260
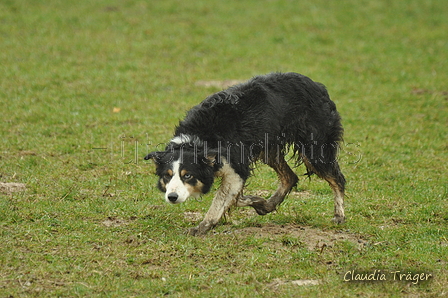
xmin=101 ymin=217 xmax=133 ymax=227
xmin=232 ymin=223 xmax=367 ymax=251
xmin=268 ymin=278 xmax=321 ymax=288
xmin=0 ymin=182 xmax=26 ymax=194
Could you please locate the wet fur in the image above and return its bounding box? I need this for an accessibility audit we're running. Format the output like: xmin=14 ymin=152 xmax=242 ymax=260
xmin=145 ymin=72 xmax=346 ymax=235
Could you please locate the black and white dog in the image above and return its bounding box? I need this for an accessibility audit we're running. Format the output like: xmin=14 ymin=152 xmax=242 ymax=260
xmin=145 ymin=72 xmax=346 ymax=235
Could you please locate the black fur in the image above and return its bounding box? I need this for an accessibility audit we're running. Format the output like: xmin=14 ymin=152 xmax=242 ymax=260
xmin=145 ymin=72 xmax=346 ymax=235
xmin=175 ymin=73 xmax=343 ymax=181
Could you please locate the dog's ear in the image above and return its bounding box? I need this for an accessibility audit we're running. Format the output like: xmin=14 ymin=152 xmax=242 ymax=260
xmin=202 ymin=154 xmax=217 ymax=166
xmin=201 ymin=148 xmax=223 ymax=166
xmin=144 ymin=151 xmax=163 ymax=163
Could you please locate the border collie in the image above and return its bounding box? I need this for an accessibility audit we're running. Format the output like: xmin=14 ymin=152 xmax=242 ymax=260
xmin=145 ymin=72 xmax=346 ymax=235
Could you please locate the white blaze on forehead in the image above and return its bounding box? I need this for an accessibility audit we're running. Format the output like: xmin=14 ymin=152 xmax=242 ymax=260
xmin=171 ymin=134 xmax=192 ymax=145
xmin=165 ymin=160 xmax=190 ymax=203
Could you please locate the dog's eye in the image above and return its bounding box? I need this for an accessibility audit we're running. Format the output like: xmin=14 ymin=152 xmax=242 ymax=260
xmin=163 ymin=173 xmax=172 ymax=181
xmin=183 ymin=173 xmax=192 ymax=180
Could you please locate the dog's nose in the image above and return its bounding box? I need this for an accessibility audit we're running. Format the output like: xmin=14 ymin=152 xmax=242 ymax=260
xmin=167 ymin=192 xmax=178 ymax=202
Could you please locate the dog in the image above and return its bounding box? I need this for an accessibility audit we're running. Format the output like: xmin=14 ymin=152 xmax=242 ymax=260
xmin=145 ymin=72 xmax=346 ymax=235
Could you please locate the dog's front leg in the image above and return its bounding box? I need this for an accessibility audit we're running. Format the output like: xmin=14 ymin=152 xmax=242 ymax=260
xmin=188 ymin=165 xmax=244 ymax=236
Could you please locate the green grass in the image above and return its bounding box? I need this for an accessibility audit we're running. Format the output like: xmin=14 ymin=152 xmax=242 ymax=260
xmin=1 ymin=0 xmax=447 ymax=296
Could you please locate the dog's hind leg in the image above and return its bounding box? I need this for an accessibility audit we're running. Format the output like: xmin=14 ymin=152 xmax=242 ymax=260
xmin=237 ymin=154 xmax=298 ymax=215
xmin=188 ymin=163 xmax=244 ymax=236
xmin=325 ymin=161 xmax=346 ymax=224
xmin=326 ymin=175 xmax=345 ymax=224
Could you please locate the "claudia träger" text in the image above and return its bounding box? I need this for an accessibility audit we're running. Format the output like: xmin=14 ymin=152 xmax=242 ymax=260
xmin=343 ymin=270 xmax=432 ymax=284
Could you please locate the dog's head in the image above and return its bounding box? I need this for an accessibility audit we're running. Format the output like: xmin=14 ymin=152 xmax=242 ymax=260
xmin=145 ymin=143 xmax=217 ymax=204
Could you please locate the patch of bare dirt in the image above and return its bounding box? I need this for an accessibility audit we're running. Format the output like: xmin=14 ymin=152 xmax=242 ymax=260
xmin=101 ymin=217 xmax=133 ymax=227
xmin=268 ymin=278 xmax=321 ymax=288
xmin=0 ymin=182 xmax=26 ymax=194
xmin=231 ymin=223 xmax=367 ymax=251
xmin=411 ymin=87 xmax=448 ymax=98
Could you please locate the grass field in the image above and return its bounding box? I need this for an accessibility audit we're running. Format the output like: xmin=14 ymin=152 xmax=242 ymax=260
xmin=1 ymin=0 xmax=447 ymax=297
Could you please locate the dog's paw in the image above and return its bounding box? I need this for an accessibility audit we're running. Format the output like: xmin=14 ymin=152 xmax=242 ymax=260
xmin=242 ymin=195 xmax=269 ymax=215
xmin=187 ymin=227 xmax=207 ymax=236
xmin=187 ymin=227 xmax=202 ymax=236
xmin=187 ymin=222 xmax=212 ymax=236
xmin=332 ymin=215 xmax=345 ymax=224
